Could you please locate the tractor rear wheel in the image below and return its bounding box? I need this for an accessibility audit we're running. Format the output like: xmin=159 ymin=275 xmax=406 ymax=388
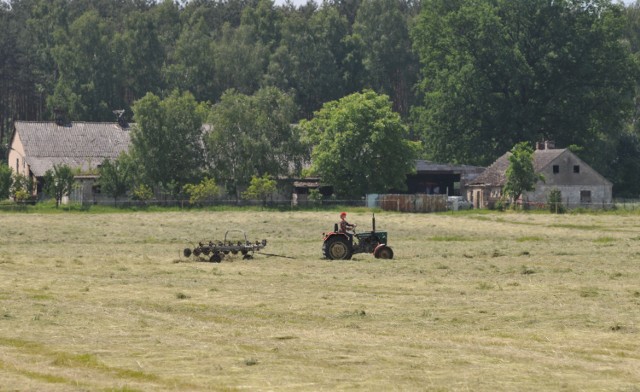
xmin=374 ymin=245 xmax=394 ymax=259
xmin=324 ymin=236 xmax=352 ymax=260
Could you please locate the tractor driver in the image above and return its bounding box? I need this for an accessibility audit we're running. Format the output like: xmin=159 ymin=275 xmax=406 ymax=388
xmin=339 ymin=212 xmax=356 ymax=235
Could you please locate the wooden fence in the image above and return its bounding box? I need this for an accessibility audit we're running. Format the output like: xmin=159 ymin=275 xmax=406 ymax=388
xmin=379 ymin=194 xmax=448 ymax=213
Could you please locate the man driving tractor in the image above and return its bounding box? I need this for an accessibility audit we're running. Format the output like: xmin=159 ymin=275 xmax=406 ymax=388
xmin=339 ymin=212 xmax=356 ymax=235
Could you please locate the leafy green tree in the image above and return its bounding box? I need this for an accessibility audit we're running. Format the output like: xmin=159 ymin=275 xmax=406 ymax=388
xmin=206 ymin=87 xmax=304 ymax=198
xmin=240 ymin=0 xmax=281 ymax=49
xmin=264 ymin=8 xmax=345 ymax=117
xmin=353 ymin=0 xmax=417 ymax=116
xmin=163 ymin=16 xmax=216 ymax=102
xmin=242 ymin=173 xmax=277 ymax=207
xmin=183 ymin=178 xmax=220 ymax=205
xmin=130 ymin=90 xmax=207 ymax=196
xmin=43 ymin=164 xmax=76 ymax=208
xmin=1 ymin=0 xmax=64 ymax=140
xmin=114 ymin=10 xmax=165 ymax=108
xmin=300 ymin=90 xmax=420 ymax=197
xmin=317 ymin=6 xmax=364 ymax=96
xmin=150 ymin=0 xmax=181 ymax=58
xmin=504 ymin=142 xmax=542 ymax=206
xmin=0 ymin=163 xmax=12 ymax=200
xmin=211 ymin=24 xmax=269 ymax=98
xmin=411 ymin=0 xmax=638 ymax=168
xmin=98 ymin=155 xmax=133 ymax=207
xmin=48 ymin=10 xmax=120 ymax=121
xmin=609 ymin=131 xmax=640 ymax=197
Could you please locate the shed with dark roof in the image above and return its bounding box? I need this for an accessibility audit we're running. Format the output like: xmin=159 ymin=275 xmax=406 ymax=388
xmin=467 ymin=142 xmax=612 ymax=209
xmin=404 ymin=160 xmax=485 ymax=197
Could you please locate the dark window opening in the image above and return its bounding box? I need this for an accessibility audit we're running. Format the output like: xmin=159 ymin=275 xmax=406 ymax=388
xmin=573 ymin=165 xmax=580 ymax=173
xmin=580 ymin=190 xmax=591 ymax=203
xmin=553 ymin=165 xmax=559 ymax=174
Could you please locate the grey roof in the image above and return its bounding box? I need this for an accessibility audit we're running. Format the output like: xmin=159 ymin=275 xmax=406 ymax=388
xmin=469 ymin=148 xmax=566 ymax=186
xmin=14 ymin=121 xmax=131 ymax=176
xmin=415 ymin=159 xmax=485 ymax=173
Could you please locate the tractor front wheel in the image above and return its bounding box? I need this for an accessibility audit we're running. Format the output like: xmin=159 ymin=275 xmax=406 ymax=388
xmin=324 ymin=236 xmax=352 ymax=260
xmin=374 ymin=245 xmax=394 ymax=259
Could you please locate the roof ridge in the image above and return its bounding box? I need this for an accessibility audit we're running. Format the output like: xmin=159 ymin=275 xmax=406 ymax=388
xmin=15 ymin=120 xmax=120 ymax=124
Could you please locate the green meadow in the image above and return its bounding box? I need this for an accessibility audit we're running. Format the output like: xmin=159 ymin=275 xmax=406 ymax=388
xmin=1 ymin=210 xmax=639 ymax=391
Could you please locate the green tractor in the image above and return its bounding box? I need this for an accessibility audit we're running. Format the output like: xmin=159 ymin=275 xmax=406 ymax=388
xmin=322 ymin=214 xmax=394 ymax=260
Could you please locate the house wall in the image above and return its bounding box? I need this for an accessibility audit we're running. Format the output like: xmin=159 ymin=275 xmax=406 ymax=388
xmin=527 ymin=184 xmax=612 ymax=207
xmin=7 ymin=132 xmax=38 ymax=197
xmin=466 ymin=186 xmax=502 ymax=209
xmin=537 ymin=151 xmax=606 ymax=187
xmin=7 ymin=132 xmax=29 ymax=177
xmin=525 ymin=151 xmax=612 ymax=206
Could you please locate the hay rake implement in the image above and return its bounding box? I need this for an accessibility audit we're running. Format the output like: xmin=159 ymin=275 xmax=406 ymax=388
xmin=183 ymin=229 xmax=267 ymax=263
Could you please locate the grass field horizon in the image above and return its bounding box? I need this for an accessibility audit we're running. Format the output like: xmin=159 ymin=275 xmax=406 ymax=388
xmin=1 ymin=210 xmax=639 ymax=391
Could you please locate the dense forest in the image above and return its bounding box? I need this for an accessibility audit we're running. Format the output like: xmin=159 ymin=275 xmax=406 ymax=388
xmin=2 ymin=0 xmax=640 ymax=196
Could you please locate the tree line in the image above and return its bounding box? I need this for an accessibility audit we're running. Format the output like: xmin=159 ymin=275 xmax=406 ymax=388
xmin=2 ymin=0 xmax=640 ymax=197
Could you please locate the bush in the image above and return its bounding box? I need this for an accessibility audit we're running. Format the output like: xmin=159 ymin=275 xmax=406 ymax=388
xmin=0 ymin=163 xmax=12 ymax=200
xmin=132 ymin=184 xmax=153 ymax=203
xmin=547 ymin=188 xmax=565 ymax=214
xmin=493 ymin=199 xmax=507 ymax=211
xmin=308 ymin=189 xmax=322 ymax=205
xmin=183 ymin=178 xmax=219 ymax=205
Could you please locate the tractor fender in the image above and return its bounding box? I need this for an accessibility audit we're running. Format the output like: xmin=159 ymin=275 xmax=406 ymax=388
xmin=373 ymin=243 xmax=394 ymax=259
xmin=323 ymin=232 xmax=350 ymax=242
xmin=373 ymin=243 xmax=387 ymax=254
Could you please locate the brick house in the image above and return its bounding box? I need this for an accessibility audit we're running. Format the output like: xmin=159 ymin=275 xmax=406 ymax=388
xmin=466 ymin=141 xmax=613 ymax=209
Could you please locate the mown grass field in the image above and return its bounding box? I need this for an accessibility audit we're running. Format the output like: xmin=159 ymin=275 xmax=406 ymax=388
xmin=1 ymin=209 xmax=639 ymax=391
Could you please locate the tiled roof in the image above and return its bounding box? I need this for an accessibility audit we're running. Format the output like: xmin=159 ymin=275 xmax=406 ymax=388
xmin=15 ymin=121 xmax=131 ymax=176
xmin=470 ymin=148 xmax=566 ymax=186
xmin=415 ymin=159 xmax=485 ymax=173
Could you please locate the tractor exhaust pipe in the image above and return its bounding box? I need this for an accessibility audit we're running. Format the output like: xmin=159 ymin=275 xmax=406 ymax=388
xmin=372 ymin=213 xmax=376 ymax=232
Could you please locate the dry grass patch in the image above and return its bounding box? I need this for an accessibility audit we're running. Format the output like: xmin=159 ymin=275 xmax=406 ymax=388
xmin=0 ymin=210 xmax=639 ymax=390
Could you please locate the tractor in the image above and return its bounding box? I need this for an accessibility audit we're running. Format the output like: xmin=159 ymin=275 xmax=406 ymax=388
xmin=322 ymin=214 xmax=394 ymax=260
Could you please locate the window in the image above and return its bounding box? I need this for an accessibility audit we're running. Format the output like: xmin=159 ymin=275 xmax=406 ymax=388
xmin=16 ymin=158 xmax=19 ymax=172
xmin=573 ymin=165 xmax=580 ymax=173
xmin=553 ymin=165 xmax=559 ymax=174
xmin=580 ymin=190 xmax=591 ymax=204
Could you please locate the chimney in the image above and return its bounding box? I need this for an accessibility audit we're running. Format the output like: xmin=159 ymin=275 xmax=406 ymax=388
xmin=536 ymin=140 xmax=555 ymax=150
xmin=53 ymin=108 xmax=67 ymax=126
xmin=113 ymin=109 xmax=128 ymax=128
